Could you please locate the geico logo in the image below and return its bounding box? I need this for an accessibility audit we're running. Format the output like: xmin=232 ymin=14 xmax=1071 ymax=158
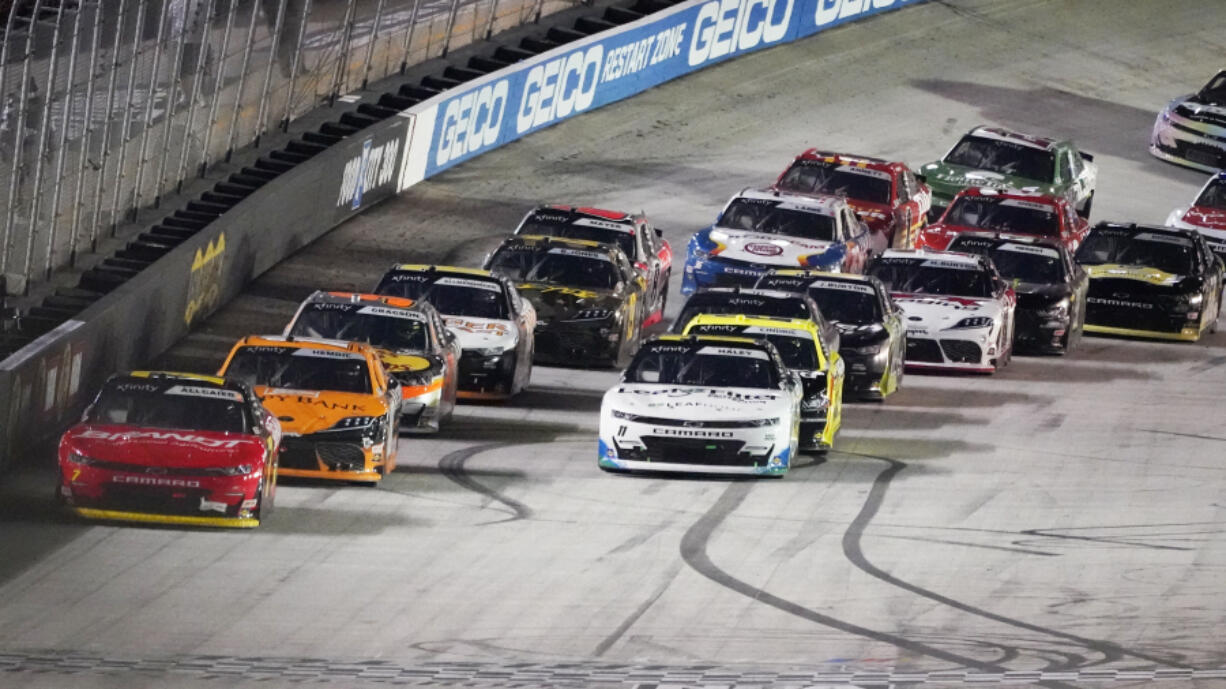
xmin=688 ymin=0 xmax=793 ymax=67
xmin=112 ymin=476 xmax=203 ymax=488
xmin=516 ymin=46 xmax=604 ymax=134
xmin=814 ymin=0 xmax=896 ymax=26
xmin=436 ymin=80 xmax=511 ymax=166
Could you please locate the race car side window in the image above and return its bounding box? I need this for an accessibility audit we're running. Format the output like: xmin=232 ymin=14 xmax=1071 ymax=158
xmin=1057 ymin=154 xmax=1071 ymax=184
xmin=895 ymin=172 xmax=909 ymax=203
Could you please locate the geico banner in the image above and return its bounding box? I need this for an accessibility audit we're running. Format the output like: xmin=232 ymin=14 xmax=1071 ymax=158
xmin=398 ymin=0 xmax=926 ymax=187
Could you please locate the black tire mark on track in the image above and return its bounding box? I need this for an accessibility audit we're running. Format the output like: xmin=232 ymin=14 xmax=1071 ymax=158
xmin=840 ymin=452 xmax=1192 ymax=671
xmin=678 ymin=480 xmax=1023 ymax=674
xmin=437 ymin=443 xmax=533 ymax=523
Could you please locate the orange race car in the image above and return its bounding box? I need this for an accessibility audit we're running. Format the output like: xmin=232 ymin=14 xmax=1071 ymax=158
xmin=283 ymin=291 xmax=459 ymax=431
xmin=218 ymin=336 xmax=401 ymax=483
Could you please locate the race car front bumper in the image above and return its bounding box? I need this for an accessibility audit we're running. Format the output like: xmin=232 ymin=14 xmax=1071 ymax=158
xmin=1083 ymin=288 xmax=1206 ymax=342
xmin=533 ymin=322 xmax=621 ymax=366
xmin=277 ymin=435 xmax=385 ymax=482
xmin=60 ymin=466 xmax=264 ymax=526
xmin=903 ymin=335 xmax=997 ymax=374
xmin=456 ymin=349 xmax=518 ymax=399
xmin=1014 ymin=307 xmax=1073 ymax=354
xmin=682 ymin=255 xmax=771 ymax=295
xmin=839 ymin=343 xmax=893 ymax=398
xmin=1150 ymin=109 xmax=1226 ymax=173
xmin=597 ymin=418 xmax=792 ymax=475
xmin=397 ymin=376 xmax=444 ymax=431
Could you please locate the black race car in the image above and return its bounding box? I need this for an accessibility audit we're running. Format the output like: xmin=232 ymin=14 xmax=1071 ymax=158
xmin=755 ymin=270 xmax=905 ymax=399
xmin=1151 ymin=70 xmax=1226 ymax=172
xmin=484 ymin=235 xmax=647 ymax=367
xmin=670 ymin=286 xmax=840 ymax=351
xmin=948 ymin=233 xmax=1088 ymax=354
xmin=1074 ymin=223 xmax=1223 ymax=342
xmin=513 ymin=205 xmax=672 ymax=327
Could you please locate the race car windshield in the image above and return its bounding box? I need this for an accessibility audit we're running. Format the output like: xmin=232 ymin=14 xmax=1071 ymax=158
xmin=288 ymin=307 xmax=431 ymax=352
xmin=719 ymin=199 xmax=837 ymax=241
xmin=676 ymin=297 xmax=810 ymax=331
xmin=375 ymin=279 xmax=509 ymax=320
xmin=808 ymin=287 xmax=881 ymax=325
xmin=87 ymin=384 xmax=249 ymax=433
xmin=686 ymin=326 xmax=818 ymax=370
xmin=1194 ymin=179 xmax=1226 ymax=209
xmin=776 ymin=161 xmax=891 ymax=205
xmin=490 ymin=249 xmax=619 ymax=290
xmin=625 ymin=346 xmax=779 ymax=388
xmin=519 ymin=221 xmax=637 ymax=260
xmin=1199 ymin=72 xmax=1226 ymax=102
xmin=868 ymin=261 xmax=994 ymax=297
xmin=989 ymin=249 xmax=1063 ymax=283
xmin=943 ymin=198 xmax=1060 ymax=236
xmin=943 ymin=136 xmax=1055 ymax=182
xmin=223 ymin=349 xmax=372 ymax=394
xmin=1074 ymin=232 xmax=1194 ymax=275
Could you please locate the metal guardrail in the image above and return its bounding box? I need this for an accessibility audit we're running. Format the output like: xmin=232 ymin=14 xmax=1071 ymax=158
xmin=0 ymin=0 xmax=564 ymax=296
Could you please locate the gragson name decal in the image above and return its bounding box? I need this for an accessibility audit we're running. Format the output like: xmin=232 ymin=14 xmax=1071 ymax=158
xmin=80 ymin=429 xmax=245 ymax=449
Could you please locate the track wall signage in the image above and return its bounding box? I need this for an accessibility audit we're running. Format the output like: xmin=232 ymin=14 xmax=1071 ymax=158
xmin=399 ymin=0 xmax=926 ymax=188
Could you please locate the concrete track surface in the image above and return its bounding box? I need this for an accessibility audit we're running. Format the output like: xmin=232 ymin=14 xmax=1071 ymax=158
xmin=3 ymin=1 xmax=1226 ymax=687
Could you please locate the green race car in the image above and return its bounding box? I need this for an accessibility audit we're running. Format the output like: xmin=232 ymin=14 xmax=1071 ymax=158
xmin=918 ymin=126 xmax=1098 ymax=222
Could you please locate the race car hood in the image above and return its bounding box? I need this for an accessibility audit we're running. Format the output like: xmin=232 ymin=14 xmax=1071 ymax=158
xmin=892 ymin=293 xmax=1004 ymax=329
xmin=606 ymin=384 xmax=789 ymax=421
xmin=62 ymin=424 xmax=266 ymax=468
xmin=1182 ymin=205 xmax=1226 ymax=232
xmin=705 ymin=227 xmax=841 ymax=268
xmin=373 ymin=349 xmax=435 ymax=376
xmin=254 ymin=388 xmax=389 ymax=435
xmin=1012 ymin=281 xmax=1072 ymax=310
xmin=834 ymin=321 xmax=890 ymax=347
xmin=846 ymin=200 xmax=892 ymax=232
xmin=517 ymin=282 xmax=621 ymax=322
xmin=444 ymin=316 xmax=518 ymax=350
xmin=922 ymin=162 xmax=1050 ymax=201
xmin=1172 ymin=95 xmax=1226 ymax=129
xmin=1084 ymin=264 xmax=1185 ymax=288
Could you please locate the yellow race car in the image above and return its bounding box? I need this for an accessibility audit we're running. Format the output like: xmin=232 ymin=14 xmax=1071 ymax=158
xmin=218 ymin=336 xmax=401 ymax=483
xmin=682 ymin=313 xmax=844 ymax=452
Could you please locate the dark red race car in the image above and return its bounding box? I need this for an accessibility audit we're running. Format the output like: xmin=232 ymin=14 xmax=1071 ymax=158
xmin=917 ymin=187 xmax=1089 ymax=254
xmin=774 ymin=150 xmax=932 ymax=249
xmin=57 ymin=371 xmax=281 ymax=528
xmin=513 ymin=205 xmax=673 ymax=326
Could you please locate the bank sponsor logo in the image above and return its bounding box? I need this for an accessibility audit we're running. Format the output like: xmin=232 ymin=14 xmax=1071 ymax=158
xmin=339 ymin=136 xmax=401 ymax=210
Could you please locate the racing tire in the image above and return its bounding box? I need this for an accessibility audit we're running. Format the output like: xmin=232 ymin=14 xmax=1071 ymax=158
xmin=1077 ymin=192 xmax=1094 ymax=219
xmin=658 ymin=271 xmax=670 ymax=319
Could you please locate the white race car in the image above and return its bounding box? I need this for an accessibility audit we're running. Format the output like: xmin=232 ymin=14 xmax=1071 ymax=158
xmin=867 ymin=249 xmax=1016 ymax=373
xmin=598 ymin=335 xmax=803 ymax=476
xmin=374 ymin=265 xmax=535 ymax=400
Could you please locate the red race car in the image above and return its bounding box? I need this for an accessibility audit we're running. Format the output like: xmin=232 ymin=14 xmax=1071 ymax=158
xmin=1166 ymin=171 xmax=1226 ymax=260
xmin=917 ymin=187 xmax=1089 ymax=253
xmin=57 ymin=371 xmax=281 ymax=528
xmin=774 ymin=150 xmax=932 ymax=249
xmin=513 ymin=205 xmax=673 ymax=327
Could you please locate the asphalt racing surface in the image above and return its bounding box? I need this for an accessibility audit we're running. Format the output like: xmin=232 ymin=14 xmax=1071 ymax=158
xmin=3 ymin=1 xmax=1226 ymax=687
